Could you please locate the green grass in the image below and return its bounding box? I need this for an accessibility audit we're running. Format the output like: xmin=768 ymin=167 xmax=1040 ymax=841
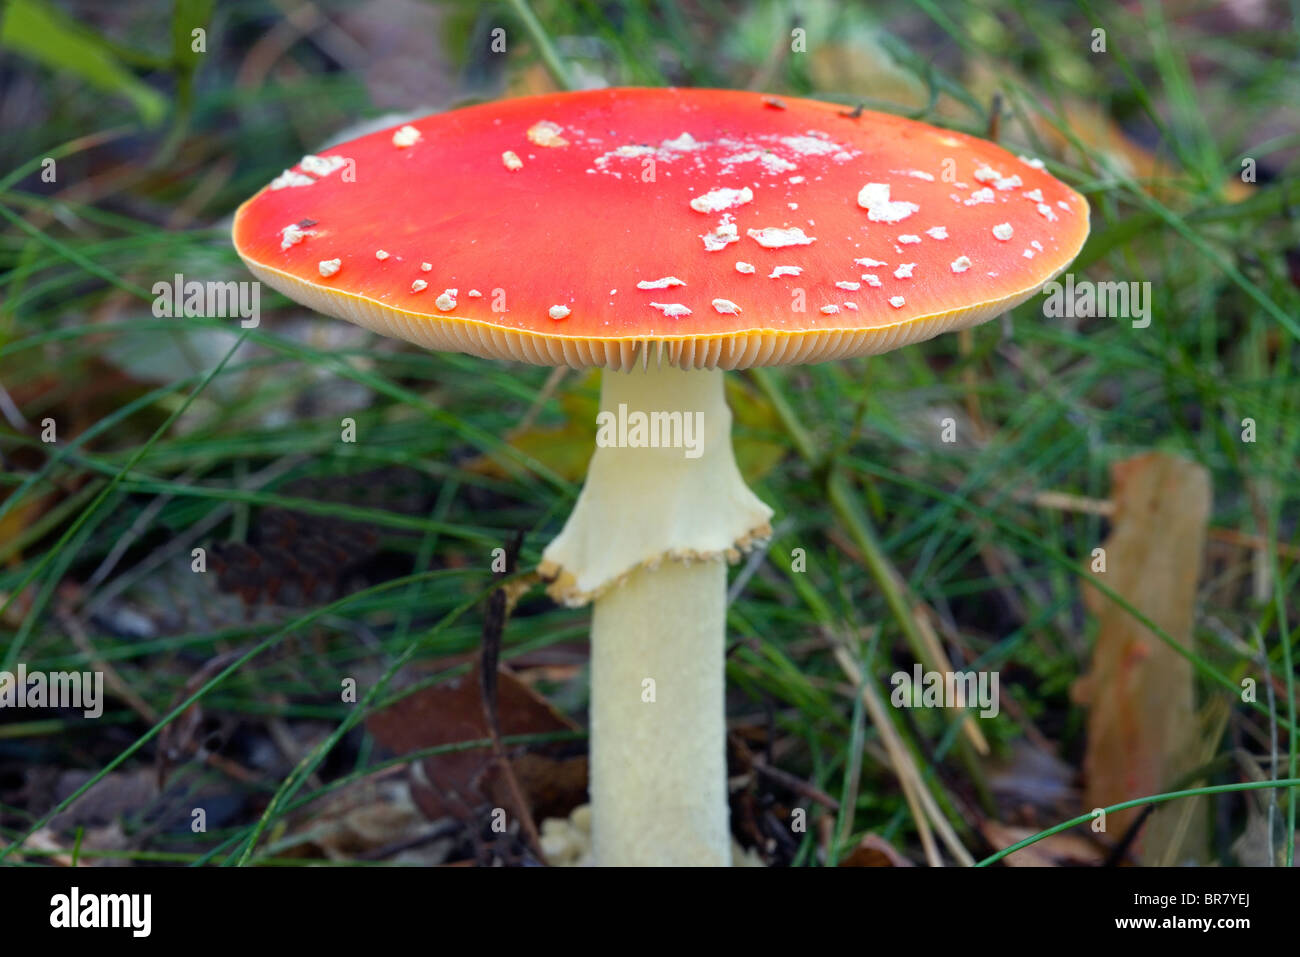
xmin=0 ymin=0 xmax=1297 ymax=866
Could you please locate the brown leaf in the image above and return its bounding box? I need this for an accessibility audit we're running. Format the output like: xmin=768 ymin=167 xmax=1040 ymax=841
xmin=1072 ymin=452 xmax=1211 ymax=864
xmin=366 ymin=666 xmax=585 ymax=826
xmin=209 ymin=507 xmax=379 ymax=608
xmin=839 ymin=834 xmax=914 ymax=867
xmin=286 ymin=774 xmax=457 ymax=864
xmin=14 ymin=822 xmax=130 ymax=867
xmin=980 ymin=821 xmax=1104 ymax=867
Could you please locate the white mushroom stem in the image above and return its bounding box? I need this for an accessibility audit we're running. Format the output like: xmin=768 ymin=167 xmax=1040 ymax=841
xmin=590 ymin=559 xmax=729 ymax=865
xmin=540 ymin=362 xmax=772 ymax=866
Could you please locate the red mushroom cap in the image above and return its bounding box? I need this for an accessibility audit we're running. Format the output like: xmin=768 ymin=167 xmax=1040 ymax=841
xmin=232 ymin=87 xmax=1089 ymax=369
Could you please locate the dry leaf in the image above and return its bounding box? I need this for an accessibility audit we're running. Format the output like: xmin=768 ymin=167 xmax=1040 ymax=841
xmin=366 ymin=665 xmax=586 ymax=826
xmin=980 ymin=821 xmax=1104 ymax=867
xmin=1072 ymin=452 xmax=1211 ymax=864
xmin=288 ymin=775 xmax=455 ymax=864
xmin=10 ymin=823 xmax=130 ymax=867
xmin=839 ymin=834 xmax=915 ymax=867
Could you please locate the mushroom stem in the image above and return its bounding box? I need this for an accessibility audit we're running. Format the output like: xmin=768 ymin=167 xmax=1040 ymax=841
xmin=541 ymin=362 xmax=771 ymax=865
xmin=590 ymin=558 xmax=729 ymax=865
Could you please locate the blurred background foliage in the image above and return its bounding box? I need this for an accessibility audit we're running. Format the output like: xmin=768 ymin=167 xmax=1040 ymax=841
xmin=0 ymin=0 xmax=1297 ymax=867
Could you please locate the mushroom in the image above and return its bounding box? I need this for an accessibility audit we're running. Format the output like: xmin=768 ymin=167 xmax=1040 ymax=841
xmin=231 ymin=88 xmax=1089 ymax=866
